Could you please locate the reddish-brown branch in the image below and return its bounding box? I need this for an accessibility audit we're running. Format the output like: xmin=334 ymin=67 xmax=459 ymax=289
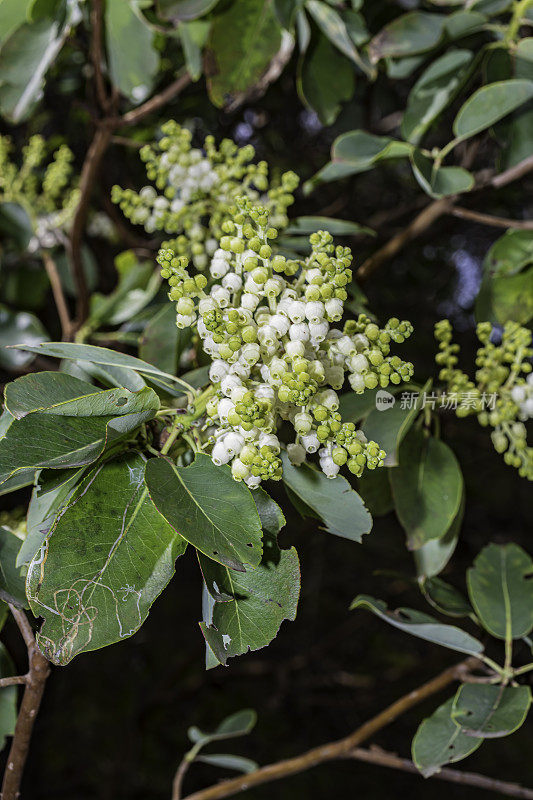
xmin=181 ymin=658 xmax=478 ymax=800
xmin=351 ymin=746 xmax=533 ymax=798
xmin=115 ymin=72 xmax=192 ymax=128
xmin=1 ymin=607 xmax=50 ymax=800
xmin=0 ymin=676 xmax=27 ymax=689
xmin=90 ymin=0 xmax=108 ymax=112
xmin=42 ymin=250 xmax=73 ymax=340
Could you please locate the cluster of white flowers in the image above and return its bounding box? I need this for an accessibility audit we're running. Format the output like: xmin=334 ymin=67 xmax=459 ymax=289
xmin=158 ymin=196 xmax=414 ymax=488
xmin=112 ymin=121 xmax=298 ymax=272
xmin=512 ymin=374 xmax=533 ymax=420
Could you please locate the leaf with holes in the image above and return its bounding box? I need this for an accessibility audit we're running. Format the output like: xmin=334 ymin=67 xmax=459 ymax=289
xmin=451 ymin=684 xmax=532 ymax=738
xmin=27 ymin=455 xmax=187 ymax=665
xmin=412 ymin=698 xmax=482 ymax=777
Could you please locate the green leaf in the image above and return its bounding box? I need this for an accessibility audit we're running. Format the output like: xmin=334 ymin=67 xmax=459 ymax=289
xmin=145 ymin=454 xmax=263 ymax=571
xmin=297 ymin=32 xmax=355 ymax=126
xmin=206 ymin=0 xmax=282 ymax=108
xmin=0 ymin=0 xmax=33 ymax=47
xmin=0 ymin=0 xmax=81 ymax=122
xmin=483 ymin=229 xmax=533 ymax=277
xmin=304 ymin=131 xmax=412 ymax=192
xmin=0 ymin=305 xmax=49 ymax=370
xmin=357 ymin=466 xmax=393 ymax=517
xmin=27 ymin=455 xmax=186 ymax=665
xmin=410 ymin=150 xmax=474 ymax=198
xmin=19 ymin=467 xmax=86 ymax=567
xmin=412 ymin=698 xmax=482 ymax=777
xmin=281 ymin=452 xmax=372 ymax=542
xmin=188 ymin=708 xmax=256 ymax=744
xmin=0 ymin=643 xmax=17 ymax=751
xmin=369 ymin=12 xmax=445 ymax=63
xmin=199 ymin=491 xmax=299 ymax=664
xmin=390 ymin=428 xmax=464 ymax=549
xmin=284 ymin=216 xmax=375 ymax=237
xmin=467 ymin=543 xmax=533 ymax=640
xmin=196 ymin=754 xmax=258 ymax=773
xmin=0 ymin=202 xmax=33 ymax=249
xmin=451 ymin=684 xmax=531 ymax=738
xmin=350 ymin=595 xmax=484 ymax=657
xmin=414 ymin=492 xmax=463 ymax=578
xmin=444 ymin=10 xmax=486 ymax=39
xmin=158 ymin=0 xmax=219 ymax=22
xmin=139 ymin=302 xmax=188 ymax=376
xmin=0 ymin=374 xmax=158 ymax=487
xmin=179 ymin=19 xmax=210 ymax=81
xmin=475 ymin=268 xmax=533 ymax=326
xmin=306 ymin=0 xmax=370 ymax=75
xmin=9 ymin=342 xmax=193 ymax=396
xmin=361 ymin=380 xmax=429 ymax=466
xmin=0 ymin=526 xmax=27 ymax=607
xmin=401 ymin=49 xmax=473 ymax=145
xmin=453 ymin=79 xmax=533 ymax=140
xmin=421 ymin=576 xmax=472 ymax=618
xmin=105 ymin=0 xmax=159 ymax=104
xmin=89 ymin=253 xmax=160 ymax=326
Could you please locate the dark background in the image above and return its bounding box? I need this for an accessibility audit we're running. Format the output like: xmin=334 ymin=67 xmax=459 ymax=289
xmin=1 ymin=61 xmax=531 ymax=800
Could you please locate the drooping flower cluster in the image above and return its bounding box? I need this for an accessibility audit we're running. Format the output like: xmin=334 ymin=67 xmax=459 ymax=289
xmin=435 ymin=319 xmax=533 ymax=479
xmin=158 ymin=196 xmax=414 ymax=487
xmin=0 ymin=135 xmax=79 ymax=251
xmin=111 ymin=121 xmax=299 ymax=271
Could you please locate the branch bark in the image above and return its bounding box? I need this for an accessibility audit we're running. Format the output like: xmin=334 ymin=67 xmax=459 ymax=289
xmin=181 ymin=658 xmax=478 ymax=800
xmin=351 ymin=746 xmax=533 ymax=799
xmin=450 ymin=206 xmax=533 ymax=230
xmin=357 ymin=154 xmax=533 ymax=283
xmin=42 ymin=250 xmax=73 ymax=340
xmin=1 ymin=607 xmax=50 ymax=800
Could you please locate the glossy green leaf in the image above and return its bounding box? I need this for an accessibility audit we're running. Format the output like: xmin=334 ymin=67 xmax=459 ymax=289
xmin=0 ymin=0 xmax=32 ymax=46
xmin=139 ymin=301 xmax=189 ymax=376
xmin=451 ymin=683 xmax=531 ymax=738
xmin=0 ymin=643 xmax=17 ymax=751
xmin=19 ymin=467 xmax=87 ymax=567
xmin=421 ymin=576 xmax=472 ymax=618
xmin=27 ymin=455 xmax=186 ymax=665
xmin=158 ymin=0 xmax=219 ymax=21
xmin=361 ymin=380 xmax=429 ymax=466
xmin=401 ymin=50 xmax=473 ymax=144
xmin=444 ymin=10 xmax=486 ymax=38
xmin=0 ymin=373 xmax=158 ymax=487
xmin=412 ymin=698 xmax=482 ymax=777
xmin=453 ymin=79 xmax=533 ymax=140
xmin=390 ymin=428 xmax=463 ymax=549
xmin=9 ymin=341 xmax=193 ymax=395
xmin=369 ymin=12 xmax=445 ymax=63
xmin=297 ymin=33 xmax=355 ymax=126
xmin=0 ymin=526 xmax=27 ymax=607
xmin=0 ymin=305 xmax=49 ymax=370
xmin=284 ymin=216 xmax=375 ymax=237
xmin=357 ymin=466 xmax=393 ymax=517
xmin=306 ymin=0 xmax=370 ymax=75
xmin=483 ymin=229 xmax=533 ymax=277
xmin=105 ymin=0 xmax=159 ymax=104
xmin=0 ymin=0 xmax=81 ymax=122
xmin=475 ymin=268 xmax=533 ymax=326
xmin=199 ymin=489 xmax=299 ymax=664
xmin=351 ymin=595 xmax=484 ymax=656
xmin=89 ymin=254 xmax=160 ymax=326
xmin=414 ymin=492 xmax=464 ymax=578
xmin=281 ymin=452 xmax=372 ymax=542
xmin=145 ymin=454 xmax=263 ymax=571
xmin=179 ymin=19 xmax=210 ymax=81
xmin=0 ymin=202 xmax=33 ymax=249
xmin=206 ymin=0 xmax=282 ymax=108
xmin=411 ymin=150 xmax=474 ymax=198
xmin=196 ymin=754 xmax=258 ymax=773
xmin=467 ymin=543 xmax=533 ymax=640
xmin=188 ymin=708 xmax=256 ymax=744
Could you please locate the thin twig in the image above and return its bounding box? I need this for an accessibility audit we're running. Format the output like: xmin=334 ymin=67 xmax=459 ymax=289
xmin=42 ymin=250 xmax=73 ymax=340
xmin=0 ymin=676 xmax=27 ymax=689
xmin=172 ymin=759 xmax=191 ymax=800
xmin=90 ymin=0 xmax=108 ymax=112
xmin=181 ymin=657 xmax=479 ymax=800
xmin=1 ymin=606 xmax=50 ymax=800
xmin=351 ymin=746 xmax=533 ymax=799
xmin=116 ymin=72 xmax=192 ymax=128
xmin=357 ymin=154 xmax=533 ymax=282
xmin=450 ymin=206 xmax=533 ymax=229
